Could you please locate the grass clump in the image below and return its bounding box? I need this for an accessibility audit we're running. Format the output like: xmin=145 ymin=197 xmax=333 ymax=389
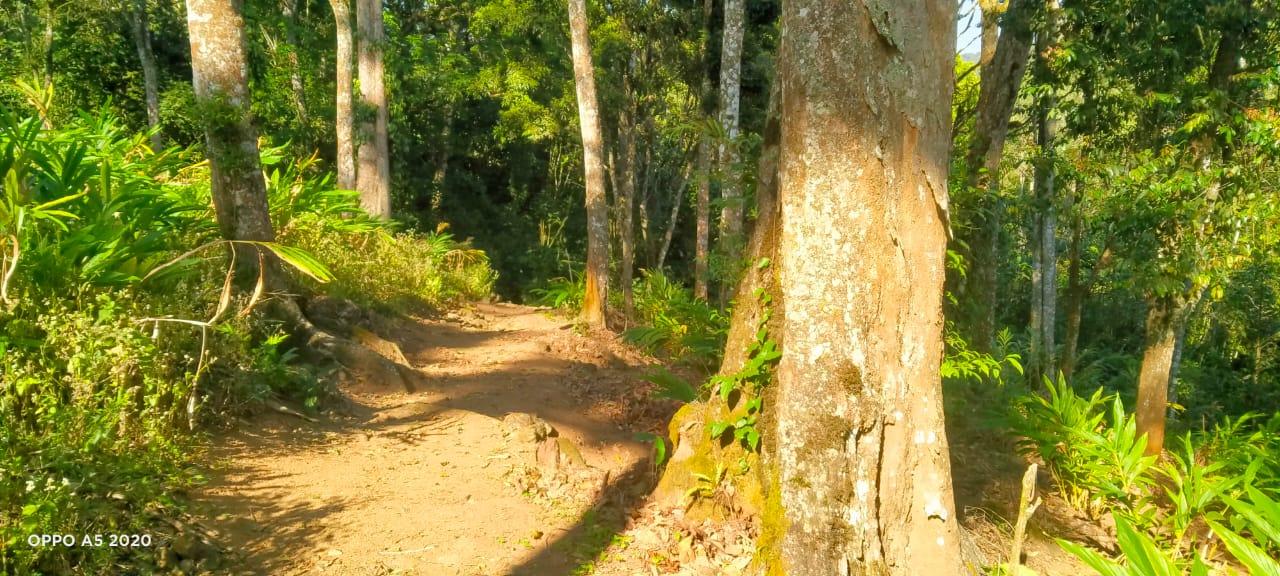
xmin=287 ymin=226 xmax=495 ymax=313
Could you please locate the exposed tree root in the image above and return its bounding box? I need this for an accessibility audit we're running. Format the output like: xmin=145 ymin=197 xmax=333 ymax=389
xmin=270 ymin=297 xmax=416 ymax=392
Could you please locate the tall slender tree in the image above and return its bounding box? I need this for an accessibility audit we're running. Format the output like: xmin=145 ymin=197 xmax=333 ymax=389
xmin=280 ymin=0 xmax=310 ymax=139
xmin=128 ymin=0 xmax=162 ymax=150
xmin=692 ymin=0 xmax=714 ymax=301
xmin=962 ymin=0 xmax=1035 ymax=351
xmin=616 ymin=57 xmax=638 ymax=318
xmin=355 ymin=0 xmax=390 ymax=217
xmin=1028 ymin=0 xmax=1061 ymax=385
xmin=184 ymin=0 xmax=275 ymax=279
xmin=762 ymin=0 xmax=963 ymax=572
xmin=715 ymin=0 xmax=744 ymax=261
xmin=567 ymin=0 xmax=609 ymax=327
xmin=330 ymin=0 xmax=355 ymax=190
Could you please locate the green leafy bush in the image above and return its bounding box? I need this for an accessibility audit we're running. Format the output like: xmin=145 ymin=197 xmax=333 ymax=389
xmin=0 ymin=105 xmax=489 ymax=573
xmin=286 ymin=225 xmax=496 ymax=312
xmin=529 ymin=275 xmax=585 ymax=311
xmin=1009 ymin=377 xmax=1280 ymax=572
xmin=623 ymin=270 xmax=728 ymax=367
xmin=1009 ymin=376 xmax=1157 ymax=517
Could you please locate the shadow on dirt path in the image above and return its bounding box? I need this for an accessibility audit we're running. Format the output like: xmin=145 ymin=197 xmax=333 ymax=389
xmin=195 ymin=303 xmax=676 ymax=576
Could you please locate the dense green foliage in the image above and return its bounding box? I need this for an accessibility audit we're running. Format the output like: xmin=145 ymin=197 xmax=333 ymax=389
xmin=0 ymin=108 xmax=493 ymax=574
xmin=1 ymin=0 xmax=1279 ymax=573
xmin=1008 ymin=377 xmax=1280 ymax=573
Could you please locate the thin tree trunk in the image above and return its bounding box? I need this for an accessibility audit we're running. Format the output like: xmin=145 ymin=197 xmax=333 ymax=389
xmin=1027 ymin=174 xmax=1043 ymax=382
xmin=1030 ymin=6 xmax=1060 ymax=385
xmin=655 ymin=155 xmax=694 ymax=272
xmin=355 ymin=0 xmax=391 ymax=217
xmin=1137 ymin=297 xmax=1184 ymax=457
xmin=694 ymin=137 xmax=711 ymax=300
xmin=1060 ymin=182 xmax=1084 ymax=381
xmin=430 ymin=108 xmax=452 ymax=221
xmin=616 ymin=62 xmax=638 ymax=318
xmin=692 ymin=0 xmax=714 ymax=301
xmin=129 ymin=0 xmax=162 ymax=150
xmin=715 ymin=0 xmax=745 ymax=255
xmin=765 ymin=0 xmax=963 ymax=572
xmin=330 ymin=0 xmax=355 ymax=189
xmin=184 ymin=0 xmax=275 ymax=280
xmin=1167 ymin=318 xmax=1188 ymax=411
xmin=1253 ymin=340 xmax=1265 ymax=388
xmin=963 ymin=0 xmax=1035 ymax=351
xmin=42 ymin=1 xmax=54 ymax=91
xmin=567 ymin=0 xmax=609 ymax=327
xmin=281 ymin=0 xmax=311 ymax=137
xmin=639 ymin=117 xmax=656 ymax=265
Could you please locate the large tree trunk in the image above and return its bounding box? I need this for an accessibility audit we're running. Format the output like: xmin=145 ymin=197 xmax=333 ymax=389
xmin=765 ymin=1 xmax=962 ymax=573
xmin=281 ymin=0 xmax=311 ymax=138
xmin=355 ymin=0 xmax=391 ymax=217
xmin=330 ymin=0 xmax=355 ymax=190
xmin=715 ymin=0 xmax=745 ymax=265
xmin=567 ymin=0 xmax=609 ymax=328
xmin=962 ymin=0 xmax=1035 ymax=351
xmin=129 ymin=0 xmax=163 ymax=150
xmin=184 ymin=0 xmax=275 ymax=278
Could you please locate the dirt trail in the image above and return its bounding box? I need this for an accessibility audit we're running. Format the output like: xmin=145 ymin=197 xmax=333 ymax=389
xmin=195 ymin=303 xmax=667 ymax=576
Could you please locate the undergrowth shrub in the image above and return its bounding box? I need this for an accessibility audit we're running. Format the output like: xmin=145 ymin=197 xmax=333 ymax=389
xmin=0 ymin=104 xmax=489 ymax=573
xmin=529 ymin=270 xmax=727 ymax=366
xmin=623 ymin=271 xmax=727 ymax=367
xmin=286 ymin=225 xmax=495 ymax=312
xmin=1007 ymin=375 xmax=1280 ymax=573
xmin=529 ymin=274 xmax=585 ymax=311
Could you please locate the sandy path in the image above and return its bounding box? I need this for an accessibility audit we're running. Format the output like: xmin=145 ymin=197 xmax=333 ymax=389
xmin=196 ymin=303 xmax=665 ymax=576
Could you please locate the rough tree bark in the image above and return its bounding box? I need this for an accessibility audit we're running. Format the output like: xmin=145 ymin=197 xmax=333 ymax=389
xmin=716 ymin=0 xmax=745 ymax=259
xmin=1136 ymin=296 xmax=1188 ymax=456
xmin=355 ymin=0 xmax=391 ymax=217
xmin=185 ymin=0 xmax=274 ymax=279
xmin=330 ymin=0 xmax=355 ymax=190
xmin=129 ymin=0 xmax=163 ymax=150
xmin=766 ymin=1 xmax=962 ymax=573
xmin=962 ymin=0 xmax=1035 ymax=351
xmin=567 ymin=0 xmax=609 ymax=327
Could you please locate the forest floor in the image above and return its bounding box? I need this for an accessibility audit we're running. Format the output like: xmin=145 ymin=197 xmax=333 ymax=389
xmin=189 ymin=302 xmax=1090 ymax=576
